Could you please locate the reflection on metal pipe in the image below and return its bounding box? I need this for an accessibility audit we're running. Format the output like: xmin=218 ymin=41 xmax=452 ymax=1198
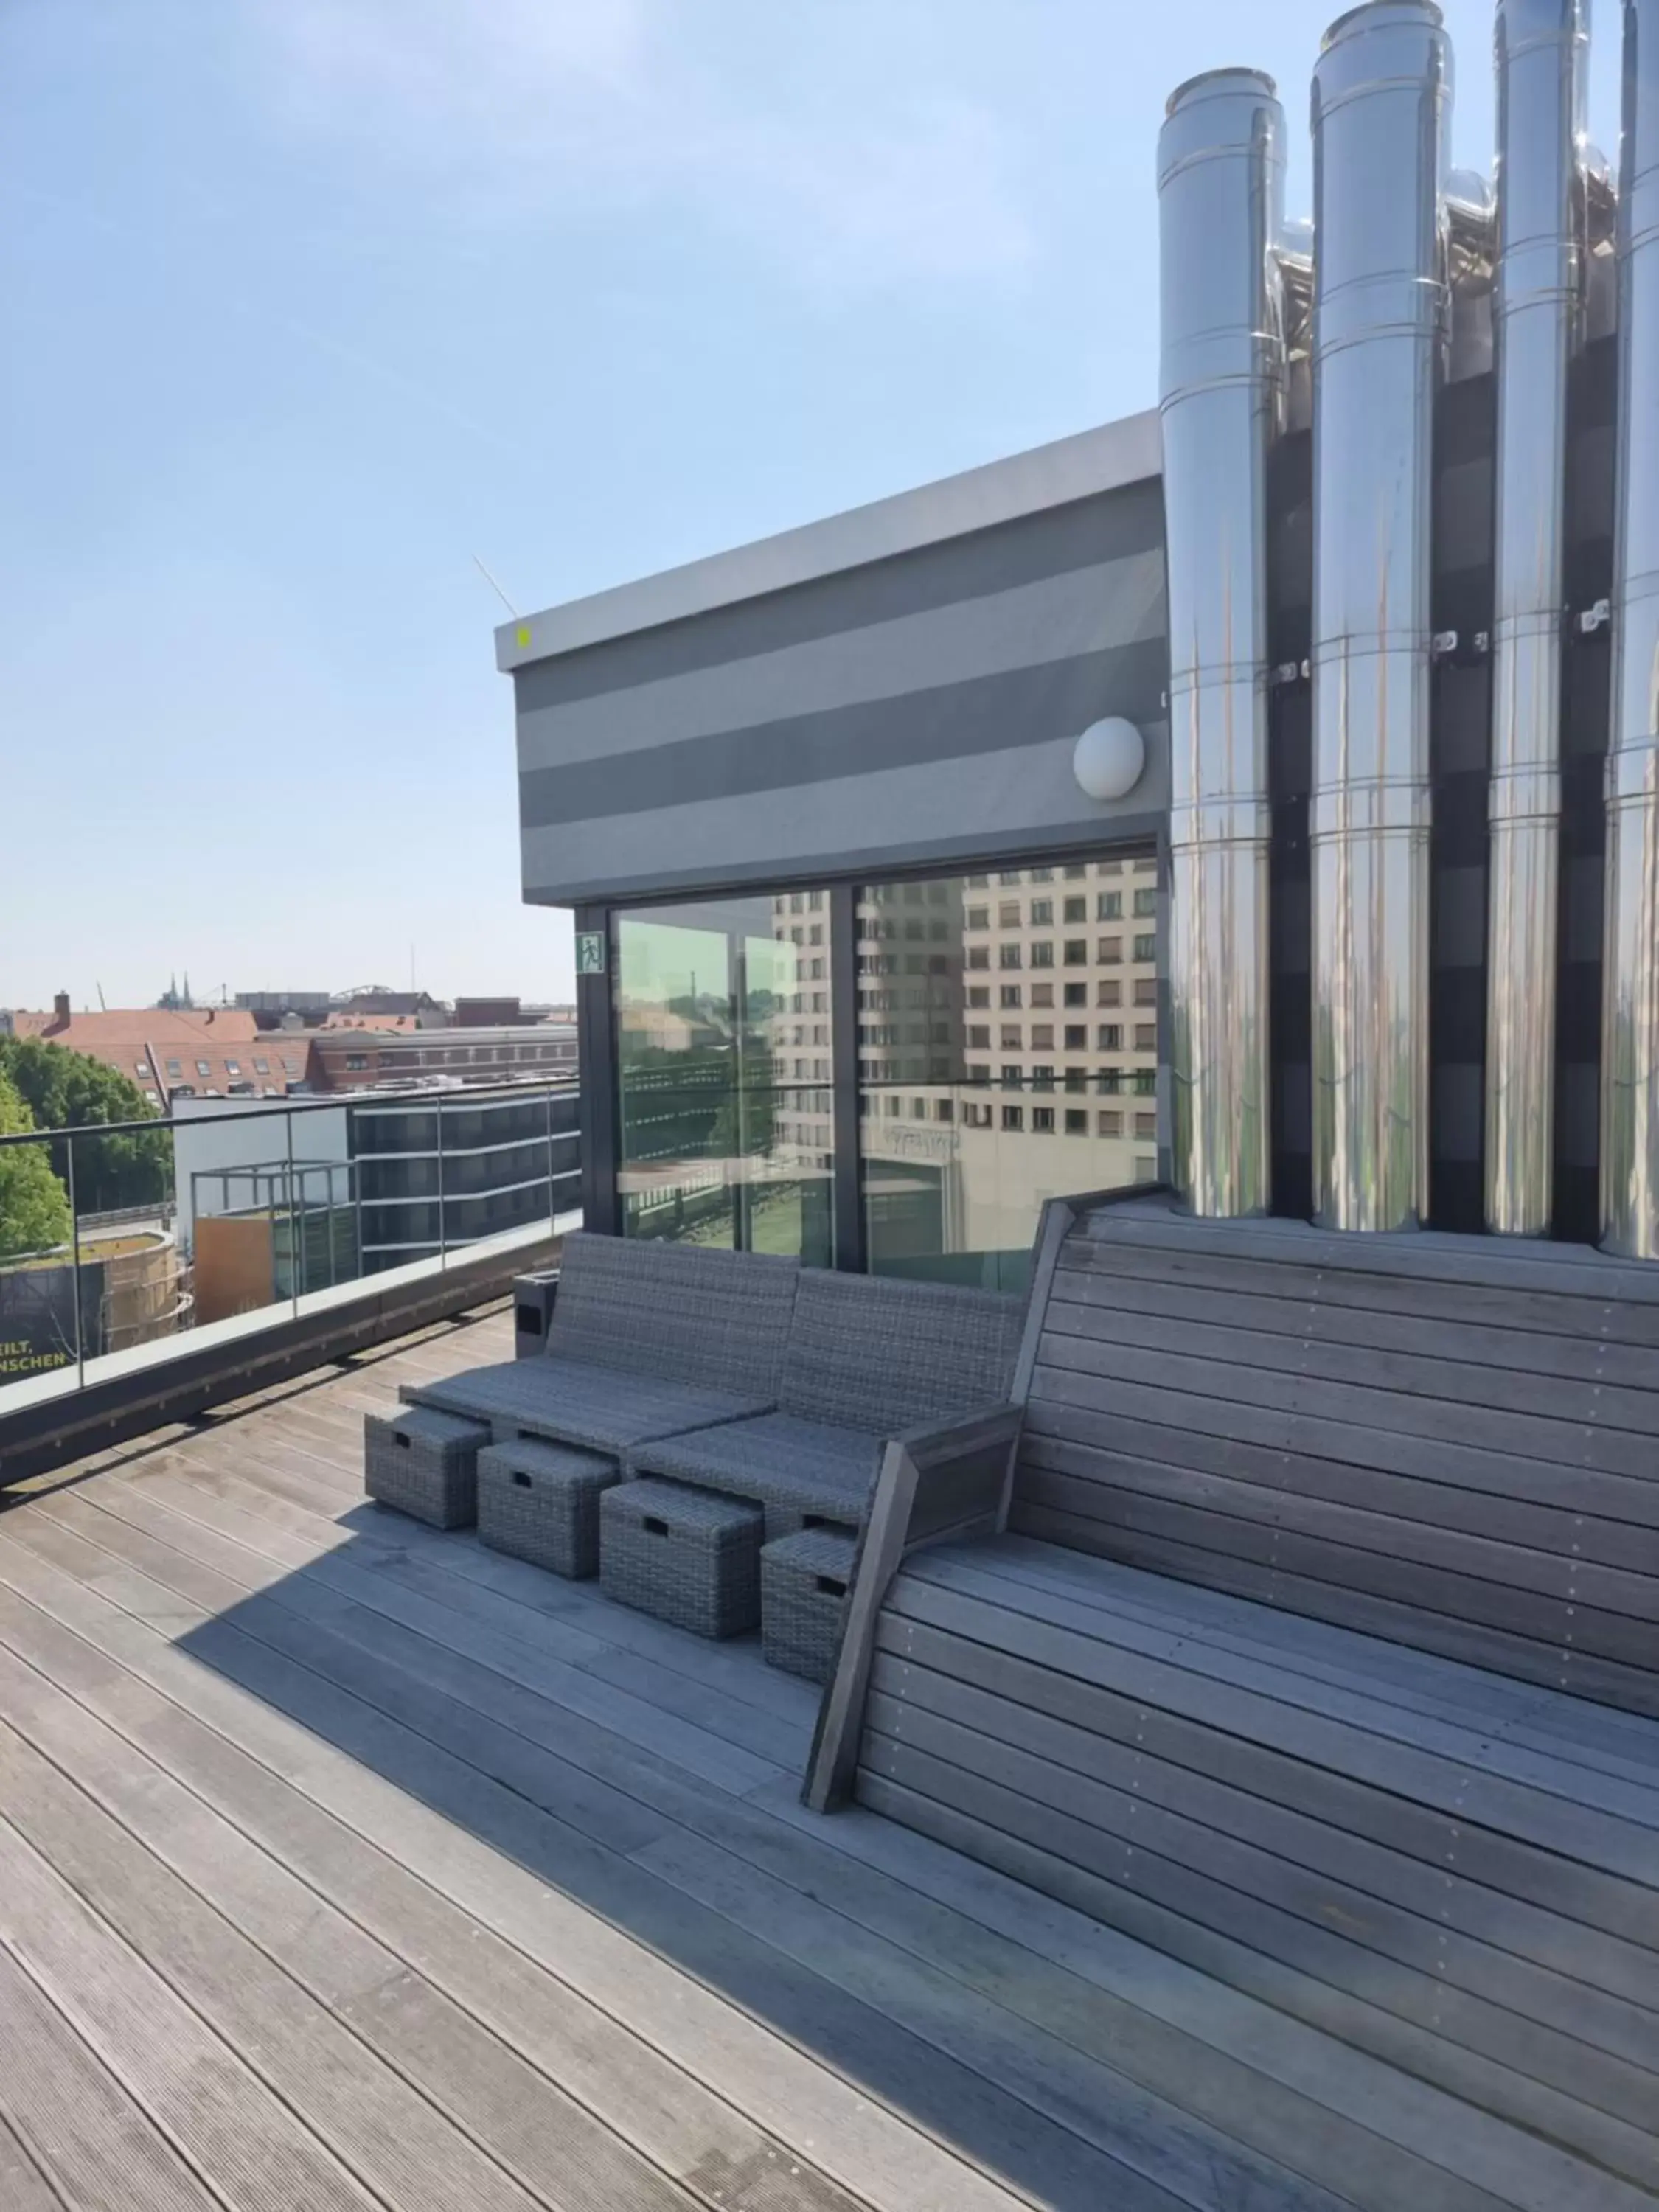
xmin=1310 ymin=1 xmax=1450 ymax=1231
xmin=1485 ymin=0 xmax=1589 ymax=1237
xmin=1446 ymin=167 xmax=1498 ymax=380
xmin=1582 ymin=141 xmax=1621 ymax=339
xmin=1601 ymin=0 xmax=1659 ymax=1256
xmin=1158 ymin=69 xmax=1285 ymax=1217
xmin=1280 ymin=218 xmax=1316 ymax=432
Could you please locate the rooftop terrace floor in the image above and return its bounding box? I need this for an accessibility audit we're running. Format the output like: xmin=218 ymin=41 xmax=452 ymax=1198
xmin=0 ymin=1306 xmax=1226 ymax=2212
xmin=0 ymin=1306 xmax=1630 ymax=2212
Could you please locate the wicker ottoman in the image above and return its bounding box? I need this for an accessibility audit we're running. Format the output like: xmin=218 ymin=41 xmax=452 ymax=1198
xmin=477 ymin=1438 xmax=616 ymax=1578
xmin=761 ymin=1528 xmax=857 ymax=1683
xmin=364 ymin=1406 xmax=490 ymax=1528
xmin=600 ymin=1479 xmax=763 ymax=1638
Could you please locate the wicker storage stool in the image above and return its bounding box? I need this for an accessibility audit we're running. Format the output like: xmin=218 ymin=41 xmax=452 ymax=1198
xmin=600 ymin=1479 xmax=763 ymax=1638
xmin=761 ymin=1528 xmax=857 ymax=1682
xmin=364 ymin=1407 xmax=490 ymax=1528
xmin=478 ymin=1438 xmax=616 ymax=1578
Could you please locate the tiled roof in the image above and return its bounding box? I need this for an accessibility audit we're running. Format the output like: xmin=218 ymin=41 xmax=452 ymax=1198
xmin=7 ymin=1008 xmax=310 ymax=1102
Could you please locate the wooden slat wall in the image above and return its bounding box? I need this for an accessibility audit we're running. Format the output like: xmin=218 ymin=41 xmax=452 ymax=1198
xmin=858 ymin=1542 xmax=1659 ymax=2198
xmin=1008 ymin=1198 xmax=1659 ymax=1716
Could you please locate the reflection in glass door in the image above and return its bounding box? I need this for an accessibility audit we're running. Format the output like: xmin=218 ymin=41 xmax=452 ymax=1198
xmin=612 ymin=894 xmax=834 ymax=1265
xmin=857 ymin=857 xmax=1162 ymax=1290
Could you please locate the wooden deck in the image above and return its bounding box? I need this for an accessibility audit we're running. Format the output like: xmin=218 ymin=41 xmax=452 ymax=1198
xmin=0 ymin=1303 xmax=1646 ymax=2212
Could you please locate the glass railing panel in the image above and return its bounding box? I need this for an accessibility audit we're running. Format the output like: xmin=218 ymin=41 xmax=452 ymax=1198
xmin=0 ymin=1077 xmax=581 ymax=1424
xmin=0 ymin=1124 xmax=90 ymax=1395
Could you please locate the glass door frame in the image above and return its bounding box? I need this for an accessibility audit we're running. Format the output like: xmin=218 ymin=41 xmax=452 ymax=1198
xmin=580 ymin=838 xmax=1165 ymax=1270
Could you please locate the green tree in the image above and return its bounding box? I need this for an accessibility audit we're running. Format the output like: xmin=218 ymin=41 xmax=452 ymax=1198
xmin=0 ymin=1038 xmax=171 ymax=1214
xmin=0 ymin=1070 xmax=72 ymax=1260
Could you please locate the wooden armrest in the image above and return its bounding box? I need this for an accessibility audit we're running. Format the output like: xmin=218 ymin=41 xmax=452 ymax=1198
xmin=803 ymin=1402 xmax=1025 ymax=1815
xmin=897 ymin=1401 xmax=1022 ymax=1469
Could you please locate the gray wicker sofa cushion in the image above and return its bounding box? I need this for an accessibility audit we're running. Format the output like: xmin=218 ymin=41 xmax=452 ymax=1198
xmin=627 ymin=1413 xmax=883 ymax=1526
xmin=547 ymin=1231 xmax=799 ymax=1400
xmin=779 ymin=1271 xmax=1025 ymax=1437
xmin=405 ymin=1357 xmax=772 ymax=1453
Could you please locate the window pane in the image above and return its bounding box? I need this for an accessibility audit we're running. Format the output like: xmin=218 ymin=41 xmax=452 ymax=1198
xmin=613 ymin=894 xmax=834 ymax=1264
xmin=858 ymin=846 xmax=1162 ymax=1290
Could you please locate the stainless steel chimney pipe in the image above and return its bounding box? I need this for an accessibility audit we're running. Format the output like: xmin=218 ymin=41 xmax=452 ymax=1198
xmin=1158 ymin=69 xmax=1286 ymax=1217
xmin=1485 ymin=0 xmax=1590 ymax=1238
xmin=1310 ymin=1 xmax=1450 ymax=1231
xmin=1601 ymin=0 xmax=1659 ymax=1256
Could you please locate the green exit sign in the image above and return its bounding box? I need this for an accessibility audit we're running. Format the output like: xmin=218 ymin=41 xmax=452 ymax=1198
xmin=575 ymin=931 xmax=607 ymax=978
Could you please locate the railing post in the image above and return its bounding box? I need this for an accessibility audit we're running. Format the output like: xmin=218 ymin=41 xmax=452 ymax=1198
xmin=437 ymin=1097 xmax=448 ymax=1269
xmin=546 ymin=1085 xmax=556 ymax=1229
xmin=66 ymin=1130 xmax=85 ymax=1387
xmin=285 ymin=1110 xmax=299 ymax=1316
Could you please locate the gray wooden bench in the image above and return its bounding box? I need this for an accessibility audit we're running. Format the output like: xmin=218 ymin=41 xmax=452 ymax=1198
xmin=863 ymin=1535 xmax=1659 ymax=2199
xmin=403 ymin=1231 xmax=799 ymax=1455
xmin=821 ymin=1194 xmax=1659 ymax=2195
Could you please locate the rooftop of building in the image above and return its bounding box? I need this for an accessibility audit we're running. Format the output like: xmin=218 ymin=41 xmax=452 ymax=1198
xmin=3 ymin=1006 xmax=302 ymax=1103
xmin=10 ymin=1005 xmax=264 ymax=1049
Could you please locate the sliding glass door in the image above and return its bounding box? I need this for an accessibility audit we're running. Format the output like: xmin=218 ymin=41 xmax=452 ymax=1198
xmin=605 ymin=851 xmax=1162 ymax=1284
xmin=611 ymin=894 xmax=835 ymax=1265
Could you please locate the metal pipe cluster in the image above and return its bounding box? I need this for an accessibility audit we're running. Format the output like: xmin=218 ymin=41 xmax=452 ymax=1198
xmin=1155 ymin=0 xmax=1659 ymax=1258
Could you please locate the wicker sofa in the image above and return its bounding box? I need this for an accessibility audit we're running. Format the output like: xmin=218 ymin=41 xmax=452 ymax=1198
xmin=625 ymin=1270 xmax=1026 ymax=1535
xmin=403 ymin=1231 xmax=800 ymax=1454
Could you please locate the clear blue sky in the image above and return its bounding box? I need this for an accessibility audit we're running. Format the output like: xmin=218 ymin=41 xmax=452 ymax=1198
xmin=0 ymin=1 xmax=1624 ymax=1012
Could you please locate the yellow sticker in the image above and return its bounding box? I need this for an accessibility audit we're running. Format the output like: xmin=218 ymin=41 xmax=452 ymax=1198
xmin=515 ymin=625 xmax=532 ymax=649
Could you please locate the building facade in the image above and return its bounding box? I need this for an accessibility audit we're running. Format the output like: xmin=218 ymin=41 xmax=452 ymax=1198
xmin=504 ymin=417 xmax=1172 ymax=1290
xmin=303 ymin=1023 xmax=578 ymax=1094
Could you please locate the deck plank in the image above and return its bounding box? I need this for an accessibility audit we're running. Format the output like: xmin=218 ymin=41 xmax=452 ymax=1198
xmin=0 ymin=1809 xmax=378 ymax=2212
xmin=0 ymin=1595 xmax=861 ymax=2212
xmin=0 ymin=1652 xmax=787 ymax=2212
xmin=0 ymin=1526 xmax=1042 ymax=2212
xmin=0 ymin=1950 xmax=213 ymax=2212
xmin=0 ymin=1506 xmax=1234 ymax=2210
xmin=0 ymin=1722 xmax=568 ymax=2212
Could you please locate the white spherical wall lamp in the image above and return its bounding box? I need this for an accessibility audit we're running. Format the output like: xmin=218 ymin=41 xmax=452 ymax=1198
xmin=1071 ymin=715 xmax=1146 ymax=802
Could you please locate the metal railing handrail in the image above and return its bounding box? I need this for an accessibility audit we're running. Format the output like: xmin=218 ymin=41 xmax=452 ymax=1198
xmin=0 ymin=1072 xmax=580 ymax=1149
xmin=0 ymin=1072 xmax=584 ymax=1406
